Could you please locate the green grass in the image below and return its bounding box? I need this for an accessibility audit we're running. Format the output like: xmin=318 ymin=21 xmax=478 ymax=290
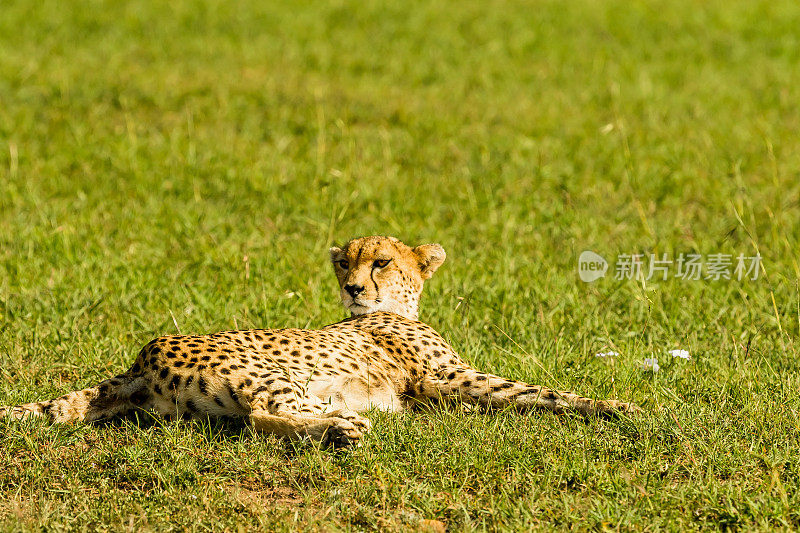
xmin=1 ymin=0 xmax=800 ymax=530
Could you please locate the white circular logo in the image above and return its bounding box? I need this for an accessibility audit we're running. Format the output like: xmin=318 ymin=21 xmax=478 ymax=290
xmin=578 ymin=251 xmax=608 ymax=282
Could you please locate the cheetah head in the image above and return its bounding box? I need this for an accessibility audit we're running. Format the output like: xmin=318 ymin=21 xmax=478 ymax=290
xmin=329 ymin=236 xmax=445 ymax=321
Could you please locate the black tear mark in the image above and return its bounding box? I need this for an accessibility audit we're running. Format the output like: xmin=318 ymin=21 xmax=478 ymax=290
xmin=369 ymin=266 xmax=380 ymax=298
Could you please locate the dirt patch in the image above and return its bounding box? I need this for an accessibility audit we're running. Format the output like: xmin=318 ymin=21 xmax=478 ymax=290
xmin=230 ymin=485 xmax=305 ymax=508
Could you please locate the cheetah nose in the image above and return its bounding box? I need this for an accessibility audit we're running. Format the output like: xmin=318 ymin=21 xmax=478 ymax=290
xmin=344 ymin=284 xmax=365 ymax=298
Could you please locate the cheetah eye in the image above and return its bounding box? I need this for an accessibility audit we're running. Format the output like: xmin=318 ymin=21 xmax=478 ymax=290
xmin=336 ymin=260 xmax=349 ymax=270
xmin=373 ymin=259 xmax=390 ymax=269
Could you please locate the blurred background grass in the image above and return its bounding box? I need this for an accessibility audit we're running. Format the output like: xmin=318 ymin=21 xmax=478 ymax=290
xmin=1 ymin=0 xmax=799 ymax=529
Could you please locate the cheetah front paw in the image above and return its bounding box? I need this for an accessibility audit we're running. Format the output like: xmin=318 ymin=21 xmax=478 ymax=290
xmin=321 ymin=409 xmax=372 ymax=433
xmin=616 ymin=401 xmax=642 ymax=414
xmin=319 ymin=417 xmax=365 ymax=449
xmin=598 ymin=400 xmax=642 ymax=417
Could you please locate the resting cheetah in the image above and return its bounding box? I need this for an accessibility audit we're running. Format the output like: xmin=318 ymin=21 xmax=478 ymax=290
xmin=0 ymin=236 xmax=638 ymax=448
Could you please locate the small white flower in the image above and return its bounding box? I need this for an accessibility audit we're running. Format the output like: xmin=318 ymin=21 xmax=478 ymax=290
xmin=669 ymin=349 xmax=690 ymax=360
xmin=594 ymin=351 xmax=619 ymax=358
xmin=642 ymin=358 xmax=660 ymax=372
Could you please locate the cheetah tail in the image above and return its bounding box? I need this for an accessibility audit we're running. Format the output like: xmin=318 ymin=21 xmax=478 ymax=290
xmin=0 ymin=374 xmax=145 ymax=424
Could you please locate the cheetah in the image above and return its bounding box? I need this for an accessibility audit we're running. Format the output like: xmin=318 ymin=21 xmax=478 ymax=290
xmin=0 ymin=236 xmax=638 ymax=448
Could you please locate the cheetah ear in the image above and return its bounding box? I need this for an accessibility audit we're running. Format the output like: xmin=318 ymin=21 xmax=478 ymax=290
xmin=412 ymin=243 xmax=446 ymax=279
xmin=329 ymin=246 xmax=343 ymax=262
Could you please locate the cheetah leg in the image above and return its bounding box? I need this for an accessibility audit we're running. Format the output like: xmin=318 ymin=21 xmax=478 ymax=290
xmin=250 ymin=410 xmax=370 ymax=449
xmin=247 ymin=379 xmax=370 ymax=448
xmin=0 ymin=374 xmax=146 ymax=423
xmin=420 ymin=365 xmax=639 ymax=417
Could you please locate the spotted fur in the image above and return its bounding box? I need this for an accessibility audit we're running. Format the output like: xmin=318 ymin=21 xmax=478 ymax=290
xmin=0 ymin=236 xmax=638 ymax=448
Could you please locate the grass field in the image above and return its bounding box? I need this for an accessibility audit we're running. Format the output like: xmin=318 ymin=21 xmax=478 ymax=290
xmin=1 ymin=0 xmax=800 ymax=530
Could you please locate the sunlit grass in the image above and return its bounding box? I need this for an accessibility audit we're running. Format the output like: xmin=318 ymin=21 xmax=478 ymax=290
xmin=1 ymin=0 xmax=799 ymax=529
